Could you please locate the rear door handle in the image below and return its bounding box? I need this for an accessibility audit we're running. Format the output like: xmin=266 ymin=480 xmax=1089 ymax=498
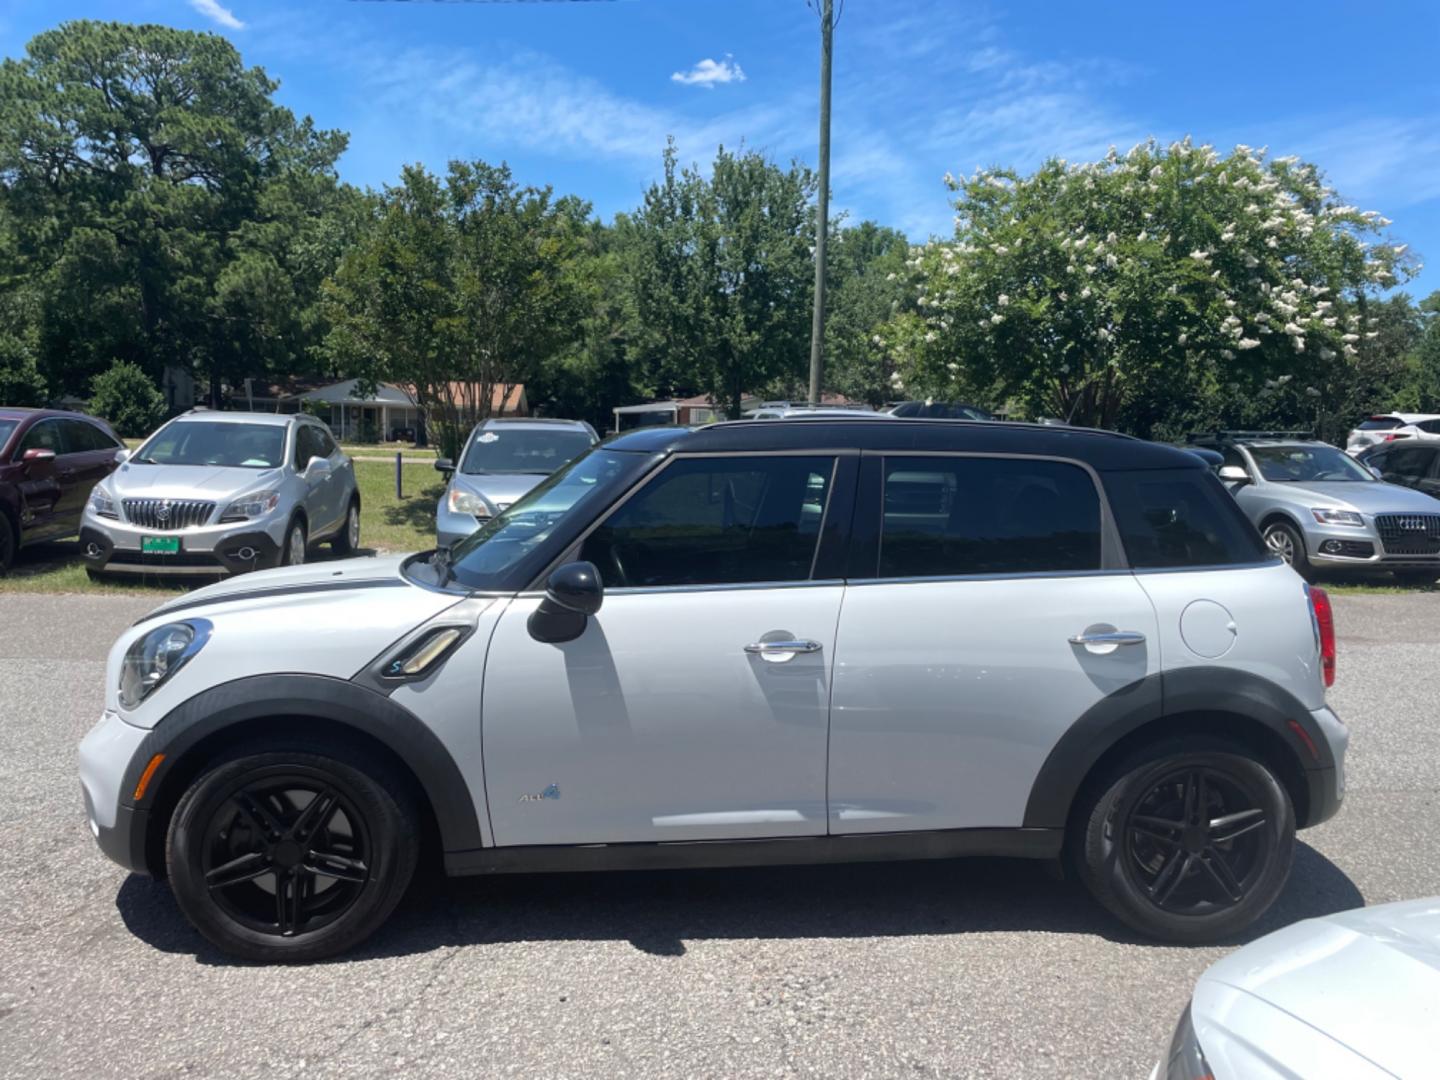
xmin=1068 ymin=630 xmax=1147 ymax=646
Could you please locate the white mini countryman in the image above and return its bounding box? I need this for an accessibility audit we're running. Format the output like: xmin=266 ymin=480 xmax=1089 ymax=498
xmin=79 ymin=420 xmax=1348 ymax=962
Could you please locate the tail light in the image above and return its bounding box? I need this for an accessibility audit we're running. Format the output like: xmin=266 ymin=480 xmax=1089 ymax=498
xmin=1309 ymin=585 xmax=1336 ymax=687
xmin=1383 ymin=433 xmax=1413 ymax=441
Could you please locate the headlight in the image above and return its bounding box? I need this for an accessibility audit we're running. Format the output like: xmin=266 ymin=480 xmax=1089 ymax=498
xmin=1157 ymin=1004 xmax=1212 ymax=1080
xmin=1311 ymin=507 xmax=1364 ymax=526
xmin=89 ymin=487 xmax=118 ymax=519
xmin=219 ymin=489 xmax=281 ymax=522
xmin=447 ymin=486 xmax=491 ymax=517
xmin=119 ymin=620 xmax=212 ymax=709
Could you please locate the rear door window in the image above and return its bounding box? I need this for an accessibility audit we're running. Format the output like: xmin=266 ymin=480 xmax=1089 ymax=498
xmin=1377 ymin=445 xmax=1435 ymax=483
xmin=1358 ymin=417 xmax=1403 ymax=431
xmin=875 ymin=456 xmax=1102 ymax=577
xmin=1105 ymin=469 xmax=1267 ymax=568
xmin=580 ymin=454 xmax=836 ymax=588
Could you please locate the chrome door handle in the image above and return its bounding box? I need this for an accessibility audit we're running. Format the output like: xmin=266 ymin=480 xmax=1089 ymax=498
xmin=1068 ymin=630 xmax=1147 ymax=646
xmin=744 ymin=640 xmax=822 ymax=655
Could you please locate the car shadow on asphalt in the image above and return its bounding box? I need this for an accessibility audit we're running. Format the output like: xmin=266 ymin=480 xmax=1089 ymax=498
xmin=114 ymin=840 xmax=1363 ymax=964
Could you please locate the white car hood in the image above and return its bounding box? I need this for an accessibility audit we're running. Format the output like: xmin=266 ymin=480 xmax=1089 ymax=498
xmin=145 ymin=554 xmax=414 ymax=619
xmin=109 ymin=462 xmax=283 ymax=500
xmin=1197 ymin=897 xmax=1440 ymax=1078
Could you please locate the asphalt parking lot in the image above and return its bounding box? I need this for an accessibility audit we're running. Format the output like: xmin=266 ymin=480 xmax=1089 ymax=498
xmin=2 ymin=590 xmax=1437 ymax=1079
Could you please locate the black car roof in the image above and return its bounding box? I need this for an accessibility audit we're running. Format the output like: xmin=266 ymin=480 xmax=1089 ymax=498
xmin=603 ymin=419 xmax=1201 ymax=471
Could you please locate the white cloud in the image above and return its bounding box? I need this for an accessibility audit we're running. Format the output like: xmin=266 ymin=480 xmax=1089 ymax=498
xmin=671 ymin=55 xmax=746 ymax=90
xmin=187 ymin=0 xmax=244 ymax=30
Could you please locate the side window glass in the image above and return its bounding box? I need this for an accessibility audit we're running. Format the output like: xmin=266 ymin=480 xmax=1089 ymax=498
xmin=18 ymin=420 xmax=65 ymax=456
xmin=315 ymin=428 xmax=338 ymax=458
xmin=1221 ymin=447 xmax=1247 ymax=472
xmin=61 ymin=420 xmax=106 ymax=453
xmin=878 ymin=456 xmax=1102 ymax=577
xmin=581 ymin=455 xmax=836 ymax=588
xmin=1105 ymin=469 xmax=1267 ymax=568
xmin=294 ymin=426 xmax=317 ymax=469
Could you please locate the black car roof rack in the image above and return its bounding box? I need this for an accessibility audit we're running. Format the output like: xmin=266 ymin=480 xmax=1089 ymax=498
xmin=1185 ymin=430 xmax=1315 ymax=443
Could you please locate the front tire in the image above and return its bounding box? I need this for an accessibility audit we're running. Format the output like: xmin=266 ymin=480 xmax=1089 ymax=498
xmin=1072 ymin=745 xmax=1295 ymax=944
xmin=1262 ymin=520 xmax=1313 ymax=581
xmin=281 ymin=518 xmax=307 ymax=566
xmin=331 ymin=498 xmax=360 ymax=556
xmin=165 ymin=744 xmax=418 ymax=963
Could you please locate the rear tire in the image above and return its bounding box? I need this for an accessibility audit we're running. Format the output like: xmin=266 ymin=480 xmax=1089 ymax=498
xmin=1071 ymin=743 xmax=1295 ymax=944
xmin=165 ymin=743 xmax=419 ymax=963
xmin=1262 ymin=520 xmax=1313 ymax=581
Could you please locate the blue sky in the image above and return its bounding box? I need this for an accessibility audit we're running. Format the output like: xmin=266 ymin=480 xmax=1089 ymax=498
xmin=4 ymin=0 xmax=1439 ymax=297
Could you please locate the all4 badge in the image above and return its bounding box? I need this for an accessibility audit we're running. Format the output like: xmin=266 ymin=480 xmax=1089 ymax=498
xmin=518 ymin=783 xmax=561 ymax=803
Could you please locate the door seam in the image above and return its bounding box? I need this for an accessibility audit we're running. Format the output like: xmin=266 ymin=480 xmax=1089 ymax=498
xmin=823 ymin=584 xmax=849 ymax=837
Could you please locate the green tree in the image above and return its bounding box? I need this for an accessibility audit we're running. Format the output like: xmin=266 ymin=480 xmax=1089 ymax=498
xmin=885 ymin=139 xmax=1415 ymax=434
xmin=0 ymin=21 xmax=349 ymax=402
xmin=822 ymin=221 xmax=913 ymax=406
xmin=620 ymin=143 xmax=817 ymax=418
xmin=89 ymin=360 xmax=165 ymax=437
xmin=323 ymin=161 xmax=592 ymax=459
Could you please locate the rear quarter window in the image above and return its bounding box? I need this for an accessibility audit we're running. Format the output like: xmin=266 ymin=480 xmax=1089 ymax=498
xmin=1104 ymin=468 xmax=1268 ymax=569
xmin=1358 ymin=417 xmax=1402 ymax=430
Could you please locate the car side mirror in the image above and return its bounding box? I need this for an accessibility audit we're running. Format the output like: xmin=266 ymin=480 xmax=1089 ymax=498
xmin=528 ymin=561 xmax=603 ymax=644
xmin=21 ymin=447 xmax=56 ymax=476
xmin=305 ymin=455 xmax=331 ymax=478
xmin=113 ymin=448 xmax=130 ymax=465
xmin=435 ymin=457 xmax=455 ymax=475
xmin=1218 ymin=465 xmax=1250 ymax=484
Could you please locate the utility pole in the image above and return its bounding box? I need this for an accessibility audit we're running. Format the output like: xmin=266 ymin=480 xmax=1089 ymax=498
xmin=807 ymin=0 xmax=834 ymax=407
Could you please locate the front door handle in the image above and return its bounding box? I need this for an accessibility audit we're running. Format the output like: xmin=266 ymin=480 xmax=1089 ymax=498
xmin=1068 ymin=630 xmax=1147 ymax=646
xmin=744 ymin=639 xmax=822 ymax=656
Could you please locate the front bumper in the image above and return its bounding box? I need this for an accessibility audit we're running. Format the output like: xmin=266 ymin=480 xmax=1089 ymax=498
xmin=78 ymin=709 xmax=154 ymax=874
xmin=436 ymin=499 xmax=488 ymax=549
xmin=1304 ymin=519 xmax=1440 ymax=569
xmin=81 ymin=506 xmax=288 ymax=576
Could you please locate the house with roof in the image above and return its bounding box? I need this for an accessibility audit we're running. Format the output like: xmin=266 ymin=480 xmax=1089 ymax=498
xmin=283 ymin=379 xmax=528 ymax=443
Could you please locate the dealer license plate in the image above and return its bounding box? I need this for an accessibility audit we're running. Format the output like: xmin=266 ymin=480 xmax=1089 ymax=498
xmin=141 ymin=536 xmax=181 ymax=556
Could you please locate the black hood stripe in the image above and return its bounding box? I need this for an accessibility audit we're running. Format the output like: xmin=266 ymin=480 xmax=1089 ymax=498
xmin=136 ymin=577 xmax=408 ymax=624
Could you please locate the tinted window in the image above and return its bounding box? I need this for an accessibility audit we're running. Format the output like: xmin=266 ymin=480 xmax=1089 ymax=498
xmin=1418 ymin=419 xmax=1440 ymax=434
xmin=889 ymin=401 xmax=991 ymax=420
xmin=135 ymin=421 xmax=286 ymax=468
xmin=313 ymin=426 xmax=338 ymax=458
xmin=1106 ymin=469 xmax=1267 ymax=568
xmin=461 ymin=427 xmax=595 ymax=475
xmin=877 ymin=456 xmax=1101 ymax=577
xmin=1358 ymin=417 xmax=1403 ymax=430
xmin=1378 ymin=446 xmax=1438 ymax=482
xmin=62 ymin=419 xmax=118 ymax=452
xmin=0 ymin=419 xmax=16 ymax=449
xmin=17 ymin=419 xmax=66 ymax=455
xmin=581 ymin=455 xmax=835 ymax=588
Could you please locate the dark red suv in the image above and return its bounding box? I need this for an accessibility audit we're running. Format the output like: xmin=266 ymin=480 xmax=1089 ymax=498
xmin=0 ymin=408 xmax=127 ymax=571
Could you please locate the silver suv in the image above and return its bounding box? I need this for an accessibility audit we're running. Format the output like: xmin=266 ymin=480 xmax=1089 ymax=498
xmin=81 ymin=411 xmax=359 ymax=576
xmin=1191 ymin=432 xmax=1440 ymax=585
xmin=79 ymin=419 xmax=1346 ymax=962
xmin=434 ymin=417 xmax=597 ymax=547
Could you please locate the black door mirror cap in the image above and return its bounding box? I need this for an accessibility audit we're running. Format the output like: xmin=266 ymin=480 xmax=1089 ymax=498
xmin=547 ymin=560 xmax=604 ymax=616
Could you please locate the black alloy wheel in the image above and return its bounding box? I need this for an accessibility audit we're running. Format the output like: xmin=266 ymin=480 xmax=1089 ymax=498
xmin=199 ymin=769 xmax=372 ymax=938
xmin=1073 ymin=746 xmax=1294 ymax=943
xmin=167 ymin=746 xmax=418 ymax=962
xmin=1123 ymin=766 xmax=1269 ymax=915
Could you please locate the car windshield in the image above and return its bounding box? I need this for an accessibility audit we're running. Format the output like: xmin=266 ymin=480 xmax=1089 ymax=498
xmin=460 ymin=428 xmax=595 ymax=475
xmin=1249 ymin=444 xmax=1373 ymax=483
xmin=445 ymin=447 xmax=649 ymax=589
xmin=133 ymin=421 xmax=287 ymax=468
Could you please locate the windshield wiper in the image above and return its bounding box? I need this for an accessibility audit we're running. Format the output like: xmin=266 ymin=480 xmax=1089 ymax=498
xmin=131 ymin=456 xmax=158 ymax=464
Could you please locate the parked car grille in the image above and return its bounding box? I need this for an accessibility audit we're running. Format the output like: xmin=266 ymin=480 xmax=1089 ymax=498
xmin=122 ymin=499 xmax=216 ymax=531
xmin=1375 ymin=513 xmax=1440 ymax=556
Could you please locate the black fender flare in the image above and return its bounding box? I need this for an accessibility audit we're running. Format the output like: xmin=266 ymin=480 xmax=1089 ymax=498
xmin=1022 ymin=667 xmax=1333 ymax=829
xmin=121 ymin=673 xmax=484 ymax=866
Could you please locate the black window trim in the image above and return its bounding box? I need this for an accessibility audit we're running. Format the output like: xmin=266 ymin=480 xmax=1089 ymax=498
xmin=526 ymin=448 xmax=860 ymax=595
xmin=847 ymin=449 xmax=1126 ymax=582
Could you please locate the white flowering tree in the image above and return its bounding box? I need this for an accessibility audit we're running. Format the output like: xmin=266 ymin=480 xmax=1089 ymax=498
xmin=886 ymin=138 xmax=1417 ymax=433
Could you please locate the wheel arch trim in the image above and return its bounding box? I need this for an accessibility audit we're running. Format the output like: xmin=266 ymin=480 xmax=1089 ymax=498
xmin=1022 ymin=668 xmax=1335 ymax=830
xmin=120 ymin=673 xmax=485 ymax=874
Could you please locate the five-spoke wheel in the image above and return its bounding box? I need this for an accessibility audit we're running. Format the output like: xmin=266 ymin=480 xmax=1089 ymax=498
xmin=167 ymin=745 xmax=417 ymax=962
xmin=1073 ymin=745 xmax=1295 ymax=943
